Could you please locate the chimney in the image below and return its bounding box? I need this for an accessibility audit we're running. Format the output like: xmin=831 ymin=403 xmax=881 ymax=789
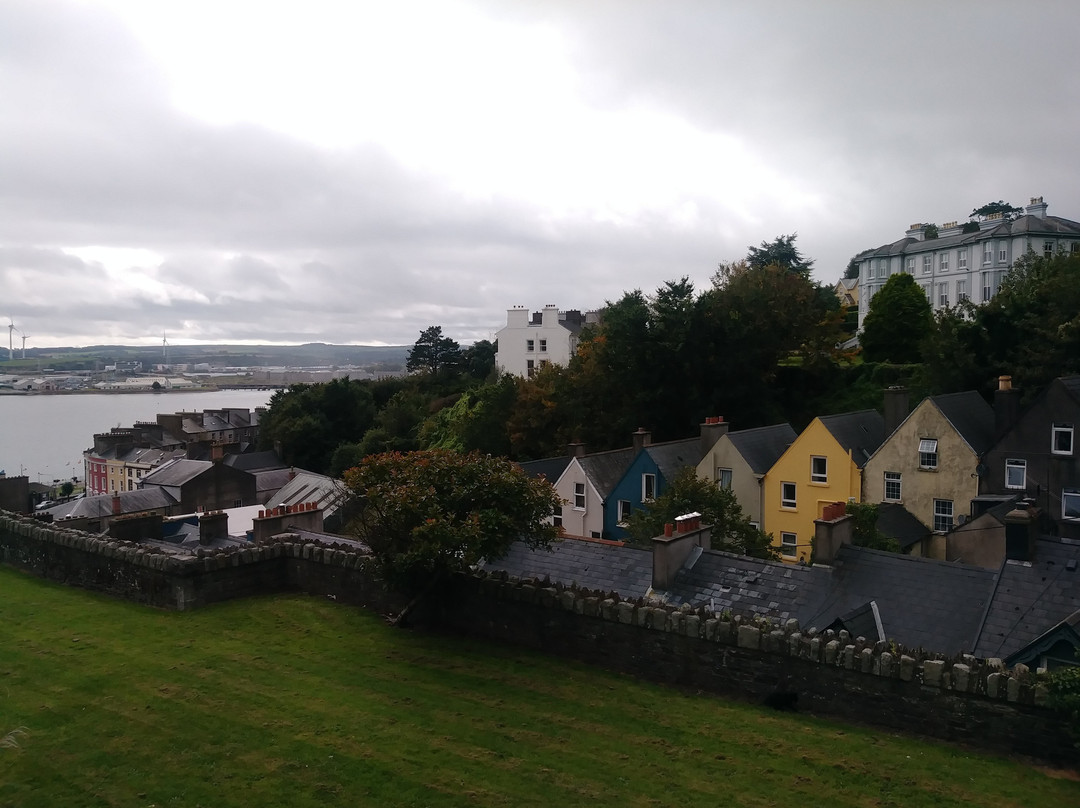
xmin=288 ymin=466 xmax=296 ymax=481
xmin=883 ymin=386 xmax=909 ymax=437
xmin=1025 ymin=196 xmax=1048 ymax=219
xmin=700 ymin=416 xmax=730 ymax=454
xmin=211 ymin=443 xmax=224 ymax=463
xmin=1004 ymin=500 xmax=1039 ymax=562
xmin=994 ymin=375 xmax=1021 ymax=439
xmin=651 ymin=515 xmax=711 ymax=590
xmin=632 ymin=428 xmax=651 ymax=453
xmin=813 ymin=502 xmax=854 ymax=565
xmin=567 ymin=442 xmax=586 ymax=459
xmin=199 ymin=510 xmax=230 ymax=545
xmin=112 ymin=493 xmax=122 ymax=515
xmin=905 ymin=223 xmax=926 ymax=242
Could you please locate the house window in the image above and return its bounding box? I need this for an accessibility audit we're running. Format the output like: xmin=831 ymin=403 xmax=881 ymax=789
xmin=884 ymin=471 xmax=902 ymax=502
xmin=526 ymin=339 xmax=534 ymax=352
xmin=937 ymin=282 xmax=949 ymax=308
xmin=1052 ymin=423 xmax=1074 ymax=455
xmin=918 ymin=438 xmax=938 ymax=470
xmin=957 ymin=249 xmax=968 ymax=270
xmin=1044 ymin=241 xmax=1055 ymax=259
xmin=921 ymin=283 xmax=932 ymax=302
xmin=939 ymin=253 xmax=949 ymax=272
xmin=232 ymin=499 xmax=243 ymax=508
xmin=922 ymin=255 xmax=932 ymax=274
xmin=717 ymin=467 xmax=733 ymax=490
xmin=982 ymin=270 xmax=1004 ymax=301
xmin=539 ymin=339 xmax=547 ymax=352
xmin=983 ymin=242 xmax=993 ymax=265
xmin=933 ymin=499 xmax=954 ymax=533
xmin=810 ymin=456 xmax=827 ymax=484
xmin=878 ymin=259 xmax=887 ymax=277
xmin=781 ymin=481 xmax=797 ymax=509
xmin=906 ymin=257 xmax=915 ymax=273
xmin=781 ymin=532 xmax=798 ymax=556
xmin=642 ymin=473 xmax=656 ymax=501
xmin=956 ymin=279 xmax=968 ymax=301
xmin=617 ymin=500 xmax=631 ymax=525
xmin=573 ymin=482 xmax=585 ymax=509
xmin=998 ymin=244 xmax=1008 ymax=263
xmin=1063 ymin=489 xmax=1080 ymax=520
xmin=526 ymin=359 xmax=535 ymax=378
xmin=1072 ymin=242 xmax=1080 ymax=254
xmin=552 ymin=504 xmax=562 ymax=527
xmin=1005 ymin=459 xmax=1027 ymax=490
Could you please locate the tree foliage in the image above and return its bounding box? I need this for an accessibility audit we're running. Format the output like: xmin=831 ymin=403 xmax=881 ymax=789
xmin=746 ymin=233 xmax=814 ymax=275
xmin=860 ymin=273 xmax=933 ymax=364
xmin=343 ymin=450 xmax=561 ymax=592
xmin=624 ymin=467 xmax=779 ymax=559
xmin=844 ymin=502 xmax=901 ymax=553
xmin=1044 ymin=653 xmax=1080 ymax=749
xmin=407 ymin=326 xmax=463 ymax=374
xmin=971 ymin=200 xmax=1023 ymax=222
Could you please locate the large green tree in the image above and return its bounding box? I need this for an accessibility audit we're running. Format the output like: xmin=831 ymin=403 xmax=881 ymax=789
xmin=746 ymin=233 xmax=814 ymax=275
xmin=971 ymin=200 xmax=1023 ymax=222
xmin=407 ymin=326 xmax=463 ymax=374
xmin=343 ymin=449 xmax=561 ymax=594
xmin=859 ymin=273 xmax=933 ymax=364
xmin=623 ymin=467 xmax=778 ymax=559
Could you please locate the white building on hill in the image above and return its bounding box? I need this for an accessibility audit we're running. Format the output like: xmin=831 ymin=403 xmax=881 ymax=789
xmin=494 ymin=305 xmax=598 ymax=377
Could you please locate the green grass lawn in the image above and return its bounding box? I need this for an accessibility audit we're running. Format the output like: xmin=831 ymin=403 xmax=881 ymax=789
xmin=1 ymin=566 xmax=1077 ymax=808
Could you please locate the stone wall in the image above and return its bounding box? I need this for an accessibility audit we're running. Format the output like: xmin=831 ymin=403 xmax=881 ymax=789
xmin=0 ymin=508 xmax=1074 ymax=764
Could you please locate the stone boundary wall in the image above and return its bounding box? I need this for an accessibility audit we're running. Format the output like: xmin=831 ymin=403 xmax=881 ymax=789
xmin=1 ymin=509 xmax=1074 ymax=763
xmin=441 ymin=570 xmax=1077 ymax=764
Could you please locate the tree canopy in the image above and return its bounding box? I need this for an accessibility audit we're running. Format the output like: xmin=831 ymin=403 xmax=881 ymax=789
xmin=623 ymin=467 xmax=779 ymax=559
xmin=407 ymin=326 xmax=463 ymax=374
xmin=971 ymin=200 xmax=1023 ymax=222
xmin=746 ymin=234 xmax=814 ymax=275
xmin=343 ymin=450 xmax=561 ymax=592
xmin=860 ymin=273 xmax=933 ymax=364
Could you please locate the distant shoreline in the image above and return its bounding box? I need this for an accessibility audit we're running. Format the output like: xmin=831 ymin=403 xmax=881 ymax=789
xmin=0 ymin=385 xmax=286 ymax=397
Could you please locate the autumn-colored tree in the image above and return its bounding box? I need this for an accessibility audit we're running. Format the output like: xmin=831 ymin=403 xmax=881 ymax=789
xmin=344 ymin=450 xmax=561 ymax=596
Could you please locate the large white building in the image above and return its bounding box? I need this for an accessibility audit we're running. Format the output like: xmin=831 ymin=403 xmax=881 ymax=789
xmin=494 ymin=305 xmax=598 ymax=377
xmin=856 ymin=197 xmax=1080 ymax=329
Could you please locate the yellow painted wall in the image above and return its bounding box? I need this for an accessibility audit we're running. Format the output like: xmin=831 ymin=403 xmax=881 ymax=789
xmin=762 ymin=418 xmax=862 ymax=562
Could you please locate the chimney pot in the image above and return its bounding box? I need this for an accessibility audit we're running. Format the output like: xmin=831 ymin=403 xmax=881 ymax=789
xmin=664 ymin=523 xmax=673 ymax=537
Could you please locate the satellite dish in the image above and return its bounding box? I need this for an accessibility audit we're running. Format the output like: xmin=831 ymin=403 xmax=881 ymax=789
xmin=975 ymin=463 xmax=989 ymax=477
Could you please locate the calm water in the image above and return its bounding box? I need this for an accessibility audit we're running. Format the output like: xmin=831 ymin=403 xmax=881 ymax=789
xmin=0 ymin=389 xmax=274 ymax=484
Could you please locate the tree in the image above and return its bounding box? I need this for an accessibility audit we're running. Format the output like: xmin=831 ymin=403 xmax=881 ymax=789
xmin=462 ymin=339 xmax=496 ymax=379
xmin=60 ymin=481 xmax=74 ymax=498
xmin=923 ymin=223 xmax=939 ymax=240
xmin=844 ymin=256 xmax=861 ymax=279
xmin=971 ymin=200 xmax=1023 ymax=222
xmin=623 ymin=467 xmax=779 ymax=559
xmin=844 ymin=502 xmax=900 ymax=553
xmin=343 ymin=450 xmax=561 ymax=595
xmin=406 ymin=326 xmax=463 ymax=374
xmin=747 ymin=234 xmax=814 ymax=275
xmin=859 ymin=273 xmax=933 ymax=364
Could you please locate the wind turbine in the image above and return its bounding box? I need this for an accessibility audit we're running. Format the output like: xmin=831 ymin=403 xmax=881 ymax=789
xmin=162 ymin=331 xmax=170 ymax=368
xmin=7 ymin=317 xmax=14 ymax=361
xmin=19 ymin=332 xmax=30 ymax=359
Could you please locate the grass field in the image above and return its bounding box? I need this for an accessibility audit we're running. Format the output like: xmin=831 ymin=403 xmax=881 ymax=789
xmin=1 ymin=566 xmax=1077 ymax=808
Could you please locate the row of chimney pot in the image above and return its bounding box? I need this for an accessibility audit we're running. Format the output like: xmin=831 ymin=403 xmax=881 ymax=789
xmin=258 ymin=502 xmax=318 ymax=519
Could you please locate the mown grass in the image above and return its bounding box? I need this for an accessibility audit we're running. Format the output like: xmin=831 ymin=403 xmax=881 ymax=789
xmin=1 ymin=566 xmax=1077 ymax=808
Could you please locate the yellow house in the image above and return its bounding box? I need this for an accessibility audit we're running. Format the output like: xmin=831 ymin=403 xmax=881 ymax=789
xmin=762 ymin=410 xmax=884 ymax=562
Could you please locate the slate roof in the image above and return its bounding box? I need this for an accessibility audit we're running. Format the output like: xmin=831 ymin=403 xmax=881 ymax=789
xmin=254 ymin=468 xmax=294 ymax=499
xmin=931 ymin=391 xmax=996 ymax=456
xmin=578 ymin=447 xmax=638 ymax=499
xmin=819 ymin=410 xmax=884 ymax=468
xmin=271 ymin=470 xmax=349 ymax=517
xmin=664 ymin=549 xmax=832 ymax=622
xmin=855 ymin=213 xmax=1080 ymax=260
xmin=484 ymin=538 xmax=653 ymax=597
xmin=805 ymin=546 xmax=997 ymax=654
xmin=223 ymin=451 xmax=286 ymax=472
xmin=876 ymin=503 xmax=931 ymax=552
xmin=727 ymin=423 xmax=797 ymax=475
xmin=518 ymin=456 xmax=572 ymax=484
xmin=140 ymin=459 xmax=213 ymax=487
xmin=1059 ymin=375 xmax=1080 ymax=403
xmin=46 ymin=488 xmax=178 ymax=520
xmin=644 ymin=438 xmax=703 ymax=481
xmin=973 ymin=536 xmax=1080 ymax=660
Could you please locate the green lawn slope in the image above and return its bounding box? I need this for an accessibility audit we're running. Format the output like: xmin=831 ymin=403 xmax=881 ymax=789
xmin=1 ymin=566 xmax=1077 ymax=807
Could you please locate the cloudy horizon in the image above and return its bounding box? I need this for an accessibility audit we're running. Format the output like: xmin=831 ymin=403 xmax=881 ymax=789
xmin=3 ymin=0 xmax=1079 ymax=349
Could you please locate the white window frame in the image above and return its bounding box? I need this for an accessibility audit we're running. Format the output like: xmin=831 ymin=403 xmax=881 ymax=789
xmin=539 ymin=338 xmax=547 ymax=352
xmin=526 ymin=359 xmax=535 ymax=378
xmin=716 ymin=467 xmax=733 ymax=490
xmin=998 ymin=244 xmax=1008 ymax=263
xmin=617 ymin=499 xmax=631 ymax=526
xmin=957 ymin=249 xmax=968 ymax=270
xmin=781 ymin=481 xmax=797 ymax=509
xmin=573 ymin=482 xmax=586 ymax=510
xmin=1063 ymin=488 xmax=1080 ymax=521
xmin=937 ymin=282 xmax=949 ymax=308
xmin=939 ymin=253 xmax=949 ymax=272
xmin=1044 ymin=241 xmax=1055 ymax=259
xmin=552 ymin=504 xmax=562 ymax=527
xmin=905 ymin=257 xmax=915 ymax=273
xmin=933 ymin=499 xmax=954 ymax=533
xmin=918 ymin=438 xmax=938 ymax=470
xmin=983 ymin=242 xmax=993 ymax=266
xmin=884 ymin=471 xmax=901 ymax=502
xmin=922 ymin=255 xmax=932 ymax=274
xmin=1052 ymin=423 xmax=1074 ymax=455
xmin=810 ymin=456 xmax=827 ymax=484
xmin=526 ymin=339 xmax=535 ymax=352
xmin=780 ymin=532 xmax=798 ymax=556
xmin=642 ymin=473 xmax=656 ymax=502
xmin=1005 ymin=458 xmax=1026 ymax=490
xmin=956 ymin=278 xmax=968 ymax=302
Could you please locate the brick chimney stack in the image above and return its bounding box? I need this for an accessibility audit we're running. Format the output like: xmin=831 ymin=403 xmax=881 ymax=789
xmin=632 ymin=428 xmax=651 ymax=453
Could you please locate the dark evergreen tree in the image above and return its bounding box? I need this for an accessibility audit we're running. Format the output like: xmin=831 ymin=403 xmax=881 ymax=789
xmin=406 ymin=326 xmax=463 ymax=374
xmin=860 ymin=274 xmax=933 ymax=364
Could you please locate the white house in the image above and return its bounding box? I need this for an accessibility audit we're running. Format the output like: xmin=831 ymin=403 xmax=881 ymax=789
xmin=494 ymin=305 xmax=597 ymax=377
xmin=856 ymin=197 xmax=1080 ymax=329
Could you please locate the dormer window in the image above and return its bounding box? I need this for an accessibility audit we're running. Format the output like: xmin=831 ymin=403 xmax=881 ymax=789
xmin=918 ymin=439 xmax=938 ymax=470
xmin=1052 ymin=423 xmax=1074 ymax=455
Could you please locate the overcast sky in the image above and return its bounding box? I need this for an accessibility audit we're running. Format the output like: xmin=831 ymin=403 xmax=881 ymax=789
xmin=3 ymin=0 xmax=1079 ymax=349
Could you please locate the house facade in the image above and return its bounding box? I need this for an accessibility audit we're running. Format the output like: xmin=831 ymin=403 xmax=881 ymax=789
xmin=494 ymin=305 xmax=597 ymax=378
xmin=863 ymin=391 xmax=995 ymax=557
xmin=551 ymin=446 xmax=637 ymax=540
xmin=981 ymin=375 xmax=1080 ymax=540
xmin=696 ymin=422 xmax=796 ymax=530
xmin=856 ymin=197 xmax=1080 ymax=329
xmin=762 ymin=411 xmax=883 ymax=561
